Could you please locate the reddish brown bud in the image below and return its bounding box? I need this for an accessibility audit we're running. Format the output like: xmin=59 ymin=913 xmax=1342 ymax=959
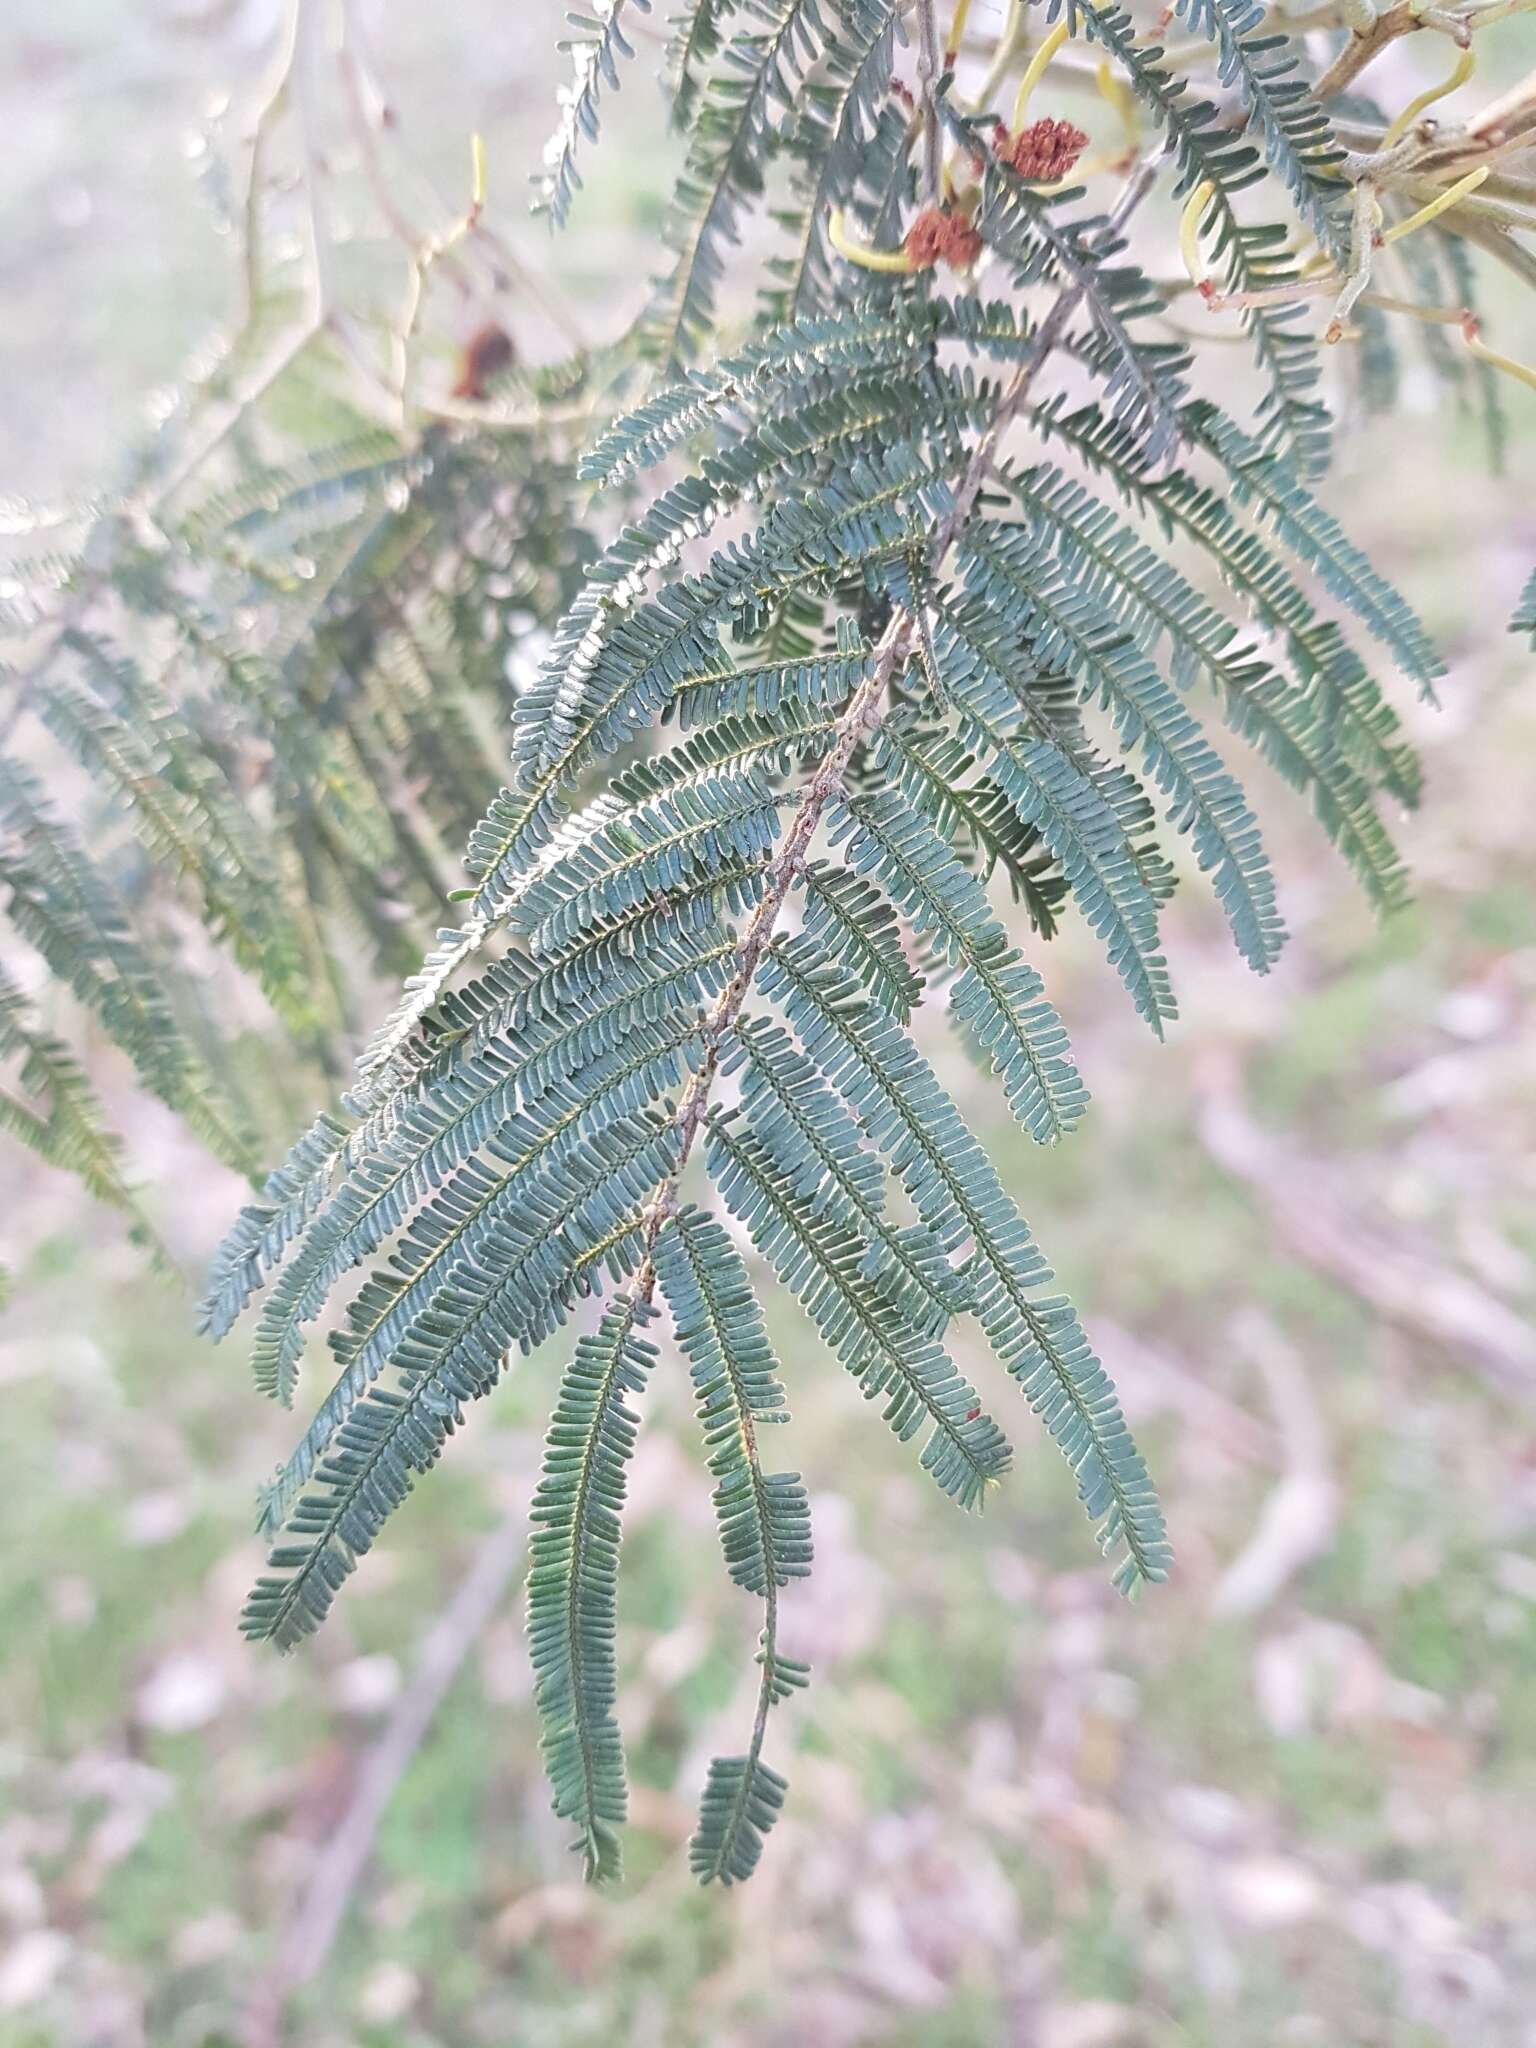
xmin=450 ymin=323 xmax=516 ymax=402
xmin=903 ymin=205 xmax=984 ymax=273
xmin=998 ymin=116 xmax=1090 ymax=183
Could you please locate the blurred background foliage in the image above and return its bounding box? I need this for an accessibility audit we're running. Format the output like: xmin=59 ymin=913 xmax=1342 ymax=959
xmin=2 ymin=3 xmax=1535 ymax=2045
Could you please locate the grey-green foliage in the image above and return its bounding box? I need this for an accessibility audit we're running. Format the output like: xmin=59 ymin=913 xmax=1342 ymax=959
xmin=210 ymin=0 xmax=1449 ymax=1894
xmin=527 ymin=1292 xmax=659 ymax=1883
xmin=1053 ymin=0 xmax=1332 ymax=475
xmin=656 ymin=1207 xmax=812 ymax=1882
xmin=1164 ymin=0 xmax=1344 ymax=257
xmin=1514 ymin=568 xmax=1536 ymax=649
xmin=538 ymin=1 xmax=653 ymax=228
xmin=0 ymin=401 xmax=593 ymax=1220
xmin=0 ymin=967 xmax=151 ymax=1239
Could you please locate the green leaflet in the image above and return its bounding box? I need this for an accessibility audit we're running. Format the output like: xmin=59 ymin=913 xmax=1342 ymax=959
xmin=654 ymin=1208 xmax=811 ymax=1886
xmin=614 ymin=701 xmax=842 ymax=807
xmin=42 ymin=633 xmax=318 ymax=1044
xmin=539 ymin=2 xmax=653 ymax=227
xmin=0 ymin=751 xmax=252 ymax=1173
xmin=967 ymin=153 xmax=1189 ymax=463
xmin=930 ymin=597 xmax=1178 ymax=1036
xmin=528 ymin=1293 xmax=660 ymax=1883
xmin=582 ymin=368 xmax=988 ymax=614
xmin=707 ymin=1112 xmax=1011 ymax=1507
xmin=580 ymin=305 xmax=940 ymax=486
xmin=731 ymin=1012 xmax=976 ymax=1337
xmin=691 ymin=1754 xmax=790 ymax=1886
xmin=509 ymin=772 xmax=787 ymax=957
xmin=830 ymin=782 xmax=1090 ymax=1142
xmin=760 ymin=937 xmax=1168 ymax=1584
xmin=762 ymin=0 xmax=902 ymax=324
xmin=1053 ymin=0 xmax=1329 ymax=474
xmin=201 ymin=1107 xmax=359 ymax=1339
xmin=654 ymin=1208 xmax=811 ymax=1597
xmin=1163 ymin=0 xmax=1344 ymax=259
xmin=1180 ymin=403 xmax=1443 ymax=693
xmin=800 ymin=859 xmax=925 ymax=1021
xmin=666 ymin=0 xmax=740 ymax=132
xmin=960 ymin=510 xmax=1286 ymax=976
xmin=243 ymin=1112 xmax=679 ymax=1650
xmin=244 ymin=923 xmax=731 ymax=1413
xmin=872 ymin=718 xmax=1067 ymax=939
xmin=1026 ymin=397 xmax=1416 ymax=909
xmin=641 ymin=0 xmax=828 ymax=372
xmin=257 ymin=1014 xmax=706 ymax=1528
xmin=0 ymin=969 xmax=151 ymax=1239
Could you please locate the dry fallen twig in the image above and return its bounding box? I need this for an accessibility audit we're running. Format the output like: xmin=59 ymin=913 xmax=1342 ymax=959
xmin=1197 ymin=1053 xmax=1536 ymax=1400
xmin=242 ymin=1513 xmax=526 ymax=2046
xmin=1212 ymin=1310 xmax=1338 ymax=1617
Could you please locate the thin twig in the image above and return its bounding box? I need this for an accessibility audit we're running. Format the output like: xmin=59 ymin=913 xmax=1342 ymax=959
xmin=393 ymin=140 xmax=485 ymax=429
xmin=148 ymin=0 xmax=335 ymax=516
xmin=238 ymin=0 xmax=305 ymax=338
xmin=1313 ymin=0 xmax=1533 ymax=99
xmin=340 ymin=0 xmax=588 ymax=353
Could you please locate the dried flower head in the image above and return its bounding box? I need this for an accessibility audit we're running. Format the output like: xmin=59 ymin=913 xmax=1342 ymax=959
xmin=903 ymin=206 xmax=985 ymax=273
xmin=998 ymin=116 xmax=1090 ymax=183
xmin=451 ymin=323 xmax=516 ymax=402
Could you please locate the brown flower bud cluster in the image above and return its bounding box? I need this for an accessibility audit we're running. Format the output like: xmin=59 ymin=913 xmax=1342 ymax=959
xmin=902 ymin=206 xmax=985 ymax=273
xmin=995 ymin=116 xmax=1090 ymax=183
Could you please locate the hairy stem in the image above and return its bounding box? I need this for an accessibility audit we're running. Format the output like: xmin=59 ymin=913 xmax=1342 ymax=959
xmin=630 ymin=153 xmax=1163 ymax=1293
xmin=703 ymin=1380 xmax=779 ymax=1877
xmin=916 ymin=0 xmax=944 ymax=203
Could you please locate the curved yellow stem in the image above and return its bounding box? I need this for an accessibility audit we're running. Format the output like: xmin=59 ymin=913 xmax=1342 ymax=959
xmin=432 ymin=132 xmax=488 ymax=284
xmin=827 ymin=207 xmax=918 ymax=273
xmin=1379 ymin=45 xmax=1475 ymax=152
xmin=1011 ymin=20 xmax=1070 ymax=129
xmin=1379 ymin=165 xmax=1490 ymax=245
xmin=945 ymin=0 xmax=974 ymax=64
xmin=1464 ymin=325 xmax=1536 ymax=393
xmin=1356 ymin=290 xmax=1463 ymax=324
xmin=1179 ymin=178 xmax=1216 ymax=286
xmin=1095 ymin=58 xmax=1139 ymax=159
xmin=965 ymin=0 xmax=1023 ymax=114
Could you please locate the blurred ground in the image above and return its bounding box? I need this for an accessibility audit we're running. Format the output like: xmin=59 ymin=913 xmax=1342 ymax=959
xmin=2 ymin=5 xmax=1535 ymax=2047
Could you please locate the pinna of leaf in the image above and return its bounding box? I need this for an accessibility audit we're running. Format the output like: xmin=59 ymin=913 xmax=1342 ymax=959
xmin=213 ymin=0 xmax=1449 ymax=1889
